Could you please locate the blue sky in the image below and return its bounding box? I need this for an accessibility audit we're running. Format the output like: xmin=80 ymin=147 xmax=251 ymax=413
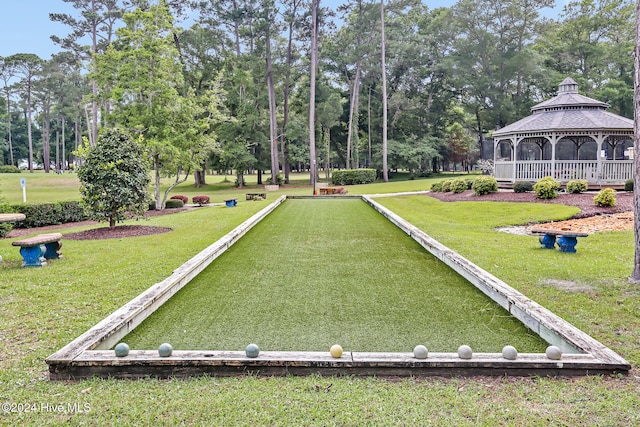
xmin=0 ymin=0 xmax=565 ymax=59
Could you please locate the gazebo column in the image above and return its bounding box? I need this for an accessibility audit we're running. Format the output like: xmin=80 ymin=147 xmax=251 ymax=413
xmin=550 ymin=133 xmax=557 ymax=179
xmin=512 ymin=137 xmax=520 ymax=182
xmin=595 ymin=133 xmax=605 ymax=184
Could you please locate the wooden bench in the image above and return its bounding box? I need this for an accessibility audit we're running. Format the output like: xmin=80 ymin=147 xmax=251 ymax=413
xmin=224 ymin=198 xmax=238 ymax=208
xmin=318 ymin=187 xmax=337 ymax=195
xmin=12 ymin=233 xmax=63 ymax=267
xmin=246 ymin=193 xmax=266 ymax=201
xmin=529 ymin=227 xmax=588 ymax=253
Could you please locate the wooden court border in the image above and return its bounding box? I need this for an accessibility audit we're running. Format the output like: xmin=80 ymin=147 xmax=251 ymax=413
xmin=46 ymin=193 xmax=630 ymax=379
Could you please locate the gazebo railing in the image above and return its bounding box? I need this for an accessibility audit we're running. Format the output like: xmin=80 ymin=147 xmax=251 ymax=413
xmin=494 ymin=160 xmax=633 ymax=184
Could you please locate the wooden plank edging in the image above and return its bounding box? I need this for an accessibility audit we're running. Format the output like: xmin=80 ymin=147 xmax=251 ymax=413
xmin=47 ymin=196 xmax=286 ymax=364
xmin=361 ymin=195 xmax=630 ymax=369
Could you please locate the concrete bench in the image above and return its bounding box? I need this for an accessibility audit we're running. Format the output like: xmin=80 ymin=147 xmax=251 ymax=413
xmin=246 ymin=193 xmax=266 ymax=201
xmin=12 ymin=233 xmax=63 ymax=267
xmin=224 ymin=198 xmax=238 ymax=208
xmin=529 ymin=227 xmax=588 ymax=253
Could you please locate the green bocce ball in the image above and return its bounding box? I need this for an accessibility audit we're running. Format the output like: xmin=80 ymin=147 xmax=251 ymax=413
xmin=158 ymin=343 xmax=173 ymax=357
xmin=114 ymin=342 xmax=130 ymax=357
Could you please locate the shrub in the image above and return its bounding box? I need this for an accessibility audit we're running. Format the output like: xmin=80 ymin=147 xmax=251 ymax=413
xmin=0 ymin=222 xmax=11 ymax=238
xmin=593 ymin=188 xmax=616 ymax=207
xmin=451 ymin=178 xmax=467 ymax=194
xmin=192 ymin=195 xmax=210 ymax=206
xmin=11 ymin=201 xmax=89 ymax=228
xmin=471 ymin=176 xmax=498 ymax=196
xmin=164 ymin=199 xmax=184 ymax=209
xmin=0 ymin=165 xmax=20 ymax=173
xmin=170 ymin=195 xmax=188 ymax=204
xmin=513 ymin=181 xmax=533 ymax=193
xmin=331 ymin=168 xmax=376 ymax=185
xmin=534 ymin=176 xmax=560 ymax=199
xmin=77 ymin=128 xmax=150 ymax=227
xmin=430 ymin=182 xmax=443 ymax=192
xmin=566 ymin=179 xmax=588 ymax=194
xmin=625 ymin=179 xmax=634 ymax=192
xmin=266 ymin=173 xmax=284 ymax=185
xmin=465 ymin=178 xmax=475 ymax=190
xmin=441 ymin=180 xmax=453 ymax=192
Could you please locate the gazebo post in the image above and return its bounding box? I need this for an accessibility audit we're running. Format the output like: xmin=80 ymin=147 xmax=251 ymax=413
xmin=596 ymin=133 xmax=604 ymax=185
xmin=550 ymin=133 xmax=557 ymax=180
xmin=512 ymin=138 xmax=518 ymax=182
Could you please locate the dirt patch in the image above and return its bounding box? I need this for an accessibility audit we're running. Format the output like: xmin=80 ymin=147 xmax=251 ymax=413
xmin=543 ymin=279 xmax=596 ymax=293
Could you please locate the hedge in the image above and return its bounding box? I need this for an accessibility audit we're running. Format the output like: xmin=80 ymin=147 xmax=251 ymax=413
xmin=331 ymin=169 xmax=376 ymax=185
xmin=11 ymin=201 xmax=89 ymax=228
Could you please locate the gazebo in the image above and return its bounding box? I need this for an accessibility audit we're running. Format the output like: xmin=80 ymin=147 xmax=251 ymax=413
xmin=492 ymin=77 xmax=634 ymax=186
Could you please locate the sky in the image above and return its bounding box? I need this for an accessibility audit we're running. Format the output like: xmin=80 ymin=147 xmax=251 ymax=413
xmin=0 ymin=0 xmax=565 ymax=59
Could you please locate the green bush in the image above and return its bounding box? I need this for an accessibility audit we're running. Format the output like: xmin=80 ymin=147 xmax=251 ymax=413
xmin=331 ymin=169 xmax=376 ymax=185
xmin=471 ymin=176 xmax=498 ymax=196
xmin=266 ymin=173 xmax=284 ymax=185
xmin=164 ymin=199 xmax=184 ymax=209
xmin=625 ymin=179 xmax=634 ymax=192
xmin=441 ymin=180 xmax=453 ymax=192
xmin=10 ymin=201 xmax=89 ymax=228
xmin=0 ymin=165 xmax=20 ymax=173
xmin=430 ymin=182 xmax=443 ymax=192
xmin=534 ymin=176 xmax=560 ymax=199
xmin=512 ymin=181 xmax=533 ymax=193
xmin=566 ymin=179 xmax=588 ymax=194
xmin=451 ymin=178 xmax=467 ymax=194
xmin=170 ymin=195 xmax=188 ymax=204
xmin=0 ymin=222 xmax=12 ymax=238
xmin=593 ymin=188 xmax=617 ymax=207
xmin=465 ymin=178 xmax=475 ymax=190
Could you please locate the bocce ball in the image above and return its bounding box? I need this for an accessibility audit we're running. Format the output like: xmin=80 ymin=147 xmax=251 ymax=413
xmin=158 ymin=342 xmax=173 ymax=357
xmin=245 ymin=343 xmax=260 ymax=358
xmin=114 ymin=342 xmax=130 ymax=357
xmin=545 ymin=345 xmax=562 ymax=360
xmin=330 ymin=344 xmax=343 ymax=358
xmin=457 ymin=344 xmax=473 ymax=360
xmin=413 ymin=345 xmax=428 ymax=359
xmin=502 ymin=345 xmax=518 ymax=360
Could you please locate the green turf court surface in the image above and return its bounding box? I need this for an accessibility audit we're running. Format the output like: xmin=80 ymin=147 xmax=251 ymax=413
xmin=124 ymin=198 xmax=547 ymax=353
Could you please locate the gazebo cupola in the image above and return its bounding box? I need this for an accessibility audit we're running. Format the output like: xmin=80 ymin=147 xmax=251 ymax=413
xmin=491 ymin=77 xmax=634 ymax=185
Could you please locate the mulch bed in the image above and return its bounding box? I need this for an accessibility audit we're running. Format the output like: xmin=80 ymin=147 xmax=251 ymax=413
xmin=5 ymin=207 xmax=193 ymax=240
xmin=426 ymin=190 xmax=634 ymax=218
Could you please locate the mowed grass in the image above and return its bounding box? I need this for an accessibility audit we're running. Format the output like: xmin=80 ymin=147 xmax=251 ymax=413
xmin=126 ymin=199 xmax=546 ymax=353
xmin=1 ymin=174 xmax=640 ymax=425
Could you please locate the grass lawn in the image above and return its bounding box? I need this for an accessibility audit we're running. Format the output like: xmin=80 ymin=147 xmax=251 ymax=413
xmin=126 ymin=199 xmax=546 ymax=353
xmin=1 ymin=173 xmax=639 ymax=425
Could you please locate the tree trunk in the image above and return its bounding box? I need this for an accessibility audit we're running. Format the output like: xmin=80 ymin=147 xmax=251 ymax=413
xmin=266 ymin=28 xmax=279 ymax=186
xmin=347 ymin=62 xmax=361 ymax=169
xmin=380 ymin=0 xmax=388 ymax=182
xmin=631 ymin=0 xmax=640 ymax=284
xmin=309 ymin=0 xmax=320 ymax=194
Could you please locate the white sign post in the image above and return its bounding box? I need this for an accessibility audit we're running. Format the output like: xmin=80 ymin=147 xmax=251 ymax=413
xmin=20 ymin=178 xmax=26 ymax=203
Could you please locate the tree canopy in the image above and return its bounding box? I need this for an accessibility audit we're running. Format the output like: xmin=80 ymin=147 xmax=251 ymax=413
xmin=0 ymin=0 xmax=635 ymax=178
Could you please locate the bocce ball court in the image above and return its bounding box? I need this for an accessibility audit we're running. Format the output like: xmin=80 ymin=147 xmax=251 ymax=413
xmin=46 ymin=195 xmax=630 ymax=379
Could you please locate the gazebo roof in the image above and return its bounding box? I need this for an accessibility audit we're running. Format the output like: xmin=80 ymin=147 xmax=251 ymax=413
xmin=493 ymin=77 xmax=633 ymax=138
